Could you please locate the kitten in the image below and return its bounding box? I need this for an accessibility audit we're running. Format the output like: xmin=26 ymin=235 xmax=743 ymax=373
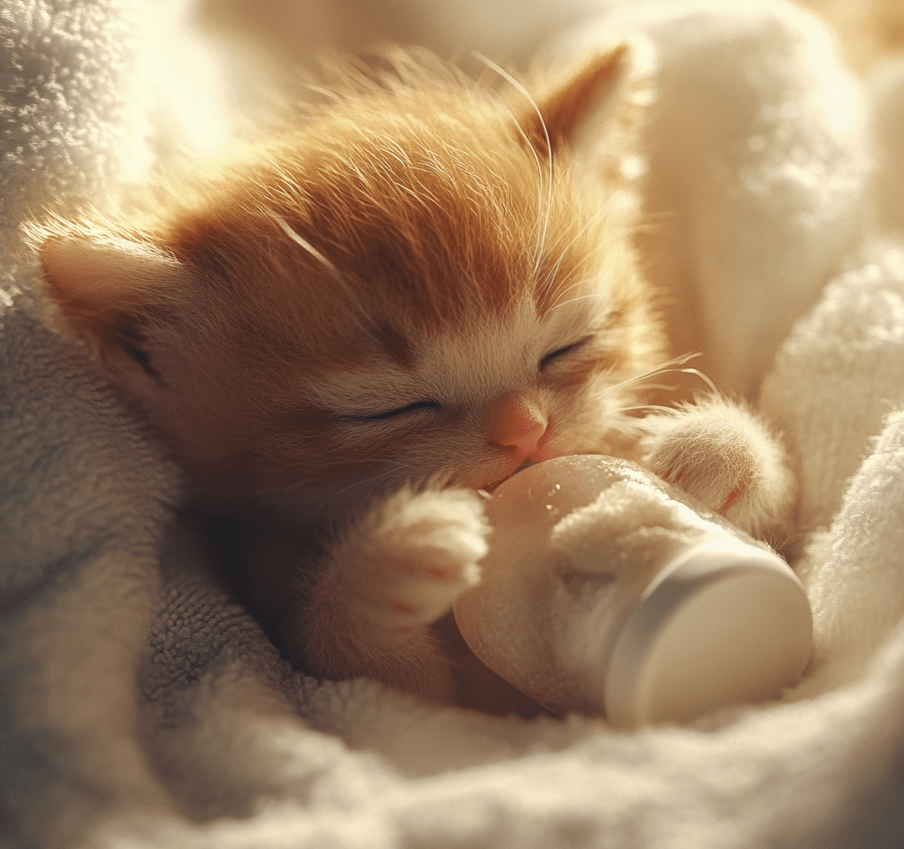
xmin=34 ymin=45 xmax=792 ymax=705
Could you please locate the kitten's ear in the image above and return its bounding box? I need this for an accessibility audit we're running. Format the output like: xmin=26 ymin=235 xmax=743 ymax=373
xmin=523 ymin=40 xmax=654 ymax=161
xmin=39 ymin=228 xmax=184 ymax=388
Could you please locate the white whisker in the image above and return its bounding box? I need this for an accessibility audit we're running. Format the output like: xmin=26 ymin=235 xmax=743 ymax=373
xmin=538 ymin=211 xmax=606 ymax=303
xmin=678 ymin=367 xmax=718 ymax=395
xmin=495 ymin=97 xmax=546 ymax=234
xmin=630 ymin=382 xmax=683 ymax=393
xmin=471 ymin=51 xmax=554 ymax=276
xmin=619 ymin=403 xmax=680 ymax=416
xmin=595 ymin=353 xmax=703 ymax=399
xmin=548 ymin=291 xmax=609 ymax=312
xmin=273 ymin=213 xmax=343 ymax=280
xmin=545 ymin=227 xmax=642 ymax=310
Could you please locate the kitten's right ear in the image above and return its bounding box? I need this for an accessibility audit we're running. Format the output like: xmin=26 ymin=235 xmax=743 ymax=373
xmin=38 ymin=228 xmax=184 ymax=387
xmin=523 ymin=38 xmax=655 ymax=178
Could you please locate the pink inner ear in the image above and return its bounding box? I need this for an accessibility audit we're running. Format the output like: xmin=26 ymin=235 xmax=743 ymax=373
xmin=485 ymin=393 xmax=549 ymax=455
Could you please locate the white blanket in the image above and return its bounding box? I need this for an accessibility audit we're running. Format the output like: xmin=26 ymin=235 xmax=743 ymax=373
xmin=3 ymin=1 xmax=904 ymax=846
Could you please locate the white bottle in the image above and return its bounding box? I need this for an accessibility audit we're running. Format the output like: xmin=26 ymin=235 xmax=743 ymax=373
xmin=453 ymin=455 xmax=812 ymax=728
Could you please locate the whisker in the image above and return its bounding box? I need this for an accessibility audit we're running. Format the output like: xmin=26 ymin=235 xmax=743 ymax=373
xmin=618 ymin=403 xmax=681 ymax=416
xmin=678 ymin=367 xmax=718 ymax=395
xmin=626 ymin=382 xmax=684 ymax=393
xmin=272 ymin=213 xmax=342 ymax=280
xmin=312 ymin=463 xmax=413 ymax=516
xmin=258 ymin=457 xmax=409 ymax=498
xmin=595 ymin=353 xmax=703 ymax=399
xmin=494 ymin=97 xmax=546 ymax=238
xmin=304 ymin=83 xmax=343 ymax=103
xmin=545 ymin=228 xmax=645 ymax=310
xmin=271 ymin=212 xmax=391 ymax=337
xmin=632 ymin=211 xmax=679 ymax=238
xmin=471 ymin=51 xmax=554 ymax=277
xmin=333 ymin=463 xmax=412 ymax=496
xmin=538 ymin=211 xmax=606 ymax=303
xmin=548 ymin=291 xmax=609 ymax=312
xmin=565 ymin=226 xmax=640 ymax=265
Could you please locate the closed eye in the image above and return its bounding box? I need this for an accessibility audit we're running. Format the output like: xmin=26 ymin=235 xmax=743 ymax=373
xmin=340 ymin=400 xmax=441 ymax=422
xmin=540 ymin=336 xmax=593 ymax=370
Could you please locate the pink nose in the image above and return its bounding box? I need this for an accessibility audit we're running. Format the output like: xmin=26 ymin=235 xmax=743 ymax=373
xmin=485 ymin=393 xmax=548 ymax=457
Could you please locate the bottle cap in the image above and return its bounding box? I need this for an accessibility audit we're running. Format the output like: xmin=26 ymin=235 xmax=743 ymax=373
xmin=603 ymin=538 xmax=812 ymax=728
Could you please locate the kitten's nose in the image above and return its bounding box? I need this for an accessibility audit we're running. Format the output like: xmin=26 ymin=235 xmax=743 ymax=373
xmin=485 ymin=393 xmax=548 ymax=457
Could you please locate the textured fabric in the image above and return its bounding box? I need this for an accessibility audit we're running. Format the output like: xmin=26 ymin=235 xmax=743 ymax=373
xmin=3 ymin=1 xmax=904 ymax=847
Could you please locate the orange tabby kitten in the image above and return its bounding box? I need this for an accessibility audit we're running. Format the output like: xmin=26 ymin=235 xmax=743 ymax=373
xmin=35 ymin=45 xmax=792 ymax=704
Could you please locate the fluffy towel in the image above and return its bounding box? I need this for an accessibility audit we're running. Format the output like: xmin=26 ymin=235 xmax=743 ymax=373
xmin=3 ymin=1 xmax=904 ymax=847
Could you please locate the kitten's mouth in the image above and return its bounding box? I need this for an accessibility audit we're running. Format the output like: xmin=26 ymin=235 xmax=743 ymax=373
xmin=478 ymin=463 xmax=535 ymax=496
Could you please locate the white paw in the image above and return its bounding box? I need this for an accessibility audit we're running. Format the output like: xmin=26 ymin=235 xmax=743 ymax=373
xmin=642 ymin=397 xmax=793 ymax=538
xmin=350 ymin=488 xmax=489 ymax=633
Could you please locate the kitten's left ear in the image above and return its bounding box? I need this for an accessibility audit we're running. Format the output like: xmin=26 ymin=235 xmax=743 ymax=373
xmin=36 ymin=224 xmax=186 ymax=395
xmin=523 ymin=39 xmax=655 ymax=161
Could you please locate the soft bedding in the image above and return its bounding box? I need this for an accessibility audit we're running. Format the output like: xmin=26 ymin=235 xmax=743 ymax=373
xmin=3 ymin=1 xmax=904 ymax=847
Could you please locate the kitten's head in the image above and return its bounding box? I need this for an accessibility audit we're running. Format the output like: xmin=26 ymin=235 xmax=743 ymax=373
xmin=36 ymin=44 xmax=663 ymax=517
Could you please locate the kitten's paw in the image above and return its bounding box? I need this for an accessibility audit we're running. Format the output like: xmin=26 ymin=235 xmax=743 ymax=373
xmin=643 ymin=397 xmax=794 ymax=539
xmin=349 ymin=488 xmax=489 ymax=635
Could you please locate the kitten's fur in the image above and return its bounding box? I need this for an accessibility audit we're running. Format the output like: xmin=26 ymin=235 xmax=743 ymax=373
xmin=35 ymin=45 xmax=792 ymax=706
